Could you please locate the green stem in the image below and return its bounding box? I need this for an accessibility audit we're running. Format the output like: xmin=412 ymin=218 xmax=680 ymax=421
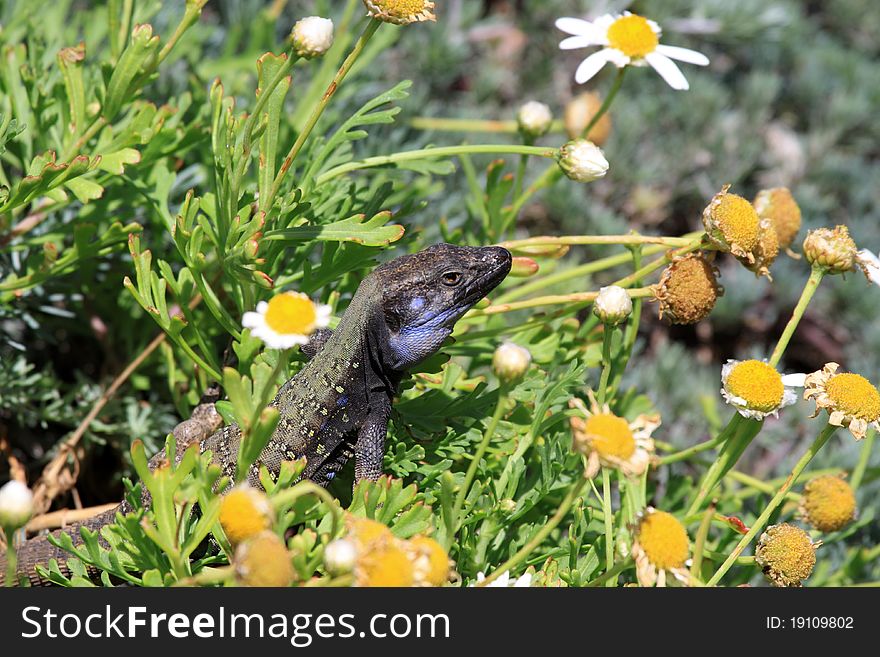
xmin=597 ymin=325 xmax=615 ymax=407
xmin=469 ymin=286 xmax=655 ymax=317
xmin=410 ymin=117 xmax=565 ymax=134
xmin=272 ymin=481 xmax=341 ymax=538
xmin=267 ymin=18 xmax=381 ymax=206
xmin=659 ymin=433 xmax=726 ymax=465
xmin=690 ymin=501 xmax=716 ymax=579
xmin=601 ymin=468 xmax=615 ymax=586
xmin=581 ymin=67 xmax=625 ymax=138
xmin=586 ymin=558 xmax=632 ymax=587
xmin=500 ymin=234 xmax=694 ymax=250
xmin=452 ymin=391 xmax=508 ymax=524
xmin=4 ymin=528 xmax=17 ymax=587
xmin=707 ymin=423 xmax=837 ymax=586
xmin=612 ymin=238 xmax=706 ymax=288
xmin=316 ymin=144 xmax=557 ymax=185
xmin=850 ymin=430 xmax=875 ymax=490
xmin=478 ymin=475 xmax=587 ymax=586
xmin=768 ymin=267 xmax=824 ymax=367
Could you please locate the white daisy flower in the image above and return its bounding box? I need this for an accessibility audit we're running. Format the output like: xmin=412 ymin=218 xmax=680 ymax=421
xmin=556 ymin=12 xmax=709 ymax=90
xmin=472 ymin=571 xmax=532 ymax=587
xmin=242 ymin=291 xmax=331 ymax=349
xmin=857 ymin=248 xmax=880 ymax=287
xmin=720 ymin=359 xmax=805 ymax=420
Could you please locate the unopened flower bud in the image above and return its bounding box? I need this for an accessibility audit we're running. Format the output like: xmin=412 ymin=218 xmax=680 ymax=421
xmin=245 ymin=238 xmax=259 ymax=259
xmin=492 ymin=342 xmax=531 ymax=383
xmin=557 ymin=139 xmax=608 ymax=183
xmin=324 ymin=539 xmax=357 ymax=575
xmin=291 ymin=16 xmax=334 ymax=58
xmin=0 ymin=480 xmax=34 ymax=529
xmin=508 ymin=256 xmax=539 ymax=278
xmin=593 ymin=285 xmax=632 ymax=325
xmin=803 ymin=225 xmax=858 ymax=274
xmin=516 ymin=101 xmax=552 ymax=139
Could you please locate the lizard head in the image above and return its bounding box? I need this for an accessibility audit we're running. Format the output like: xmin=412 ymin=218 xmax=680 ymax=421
xmin=375 ymin=243 xmax=512 ymax=370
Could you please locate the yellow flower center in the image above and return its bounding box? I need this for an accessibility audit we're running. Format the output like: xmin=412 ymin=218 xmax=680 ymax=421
xmin=754 ymin=188 xmax=802 ymax=249
xmin=607 ymin=14 xmax=659 ymax=58
xmin=710 ymin=193 xmax=760 ymax=252
xmin=825 ymin=373 xmax=880 ymax=421
xmin=802 ymin=475 xmax=856 ymax=532
xmin=360 ymin=545 xmax=415 ymax=587
xmin=220 ymin=488 xmax=272 ymax=545
xmin=363 ymin=0 xmax=435 ymax=24
xmin=726 ymin=360 xmax=784 ymax=412
xmin=264 ymin=292 xmax=317 ymax=335
xmin=756 ymin=523 xmax=816 ymax=587
xmin=638 ymin=511 xmax=689 ymax=570
xmin=584 ymin=413 xmax=636 ymax=459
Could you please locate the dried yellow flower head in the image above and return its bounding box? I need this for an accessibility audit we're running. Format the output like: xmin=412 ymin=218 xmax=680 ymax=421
xmin=801 ymin=475 xmax=856 ymax=533
xmin=753 ymin=187 xmax=802 ymax=250
xmin=363 ymin=0 xmax=435 ymax=25
xmin=219 ymin=486 xmax=273 ymax=545
xmin=405 ymin=536 xmax=450 ymax=587
xmin=755 ymin=523 xmax=818 ymax=587
xmin=803 ymin=225 xmax=858 ymax=274
xmin=655 ymin=253 xmax=723 ymax=324
xmin=804 ymin=363 xmax=880 ymax=440
xmin=563 ymin=91 xmax=612 ymax=144
xmin=702 ymin=186 xmax=761 ymax=261
xmin=235 ymin=531 xmax=295 ymax=587
xmin=347 ymin=516 xmax=394 ymax=549
xmin=740 ymin=220 xmax=780 ymax=279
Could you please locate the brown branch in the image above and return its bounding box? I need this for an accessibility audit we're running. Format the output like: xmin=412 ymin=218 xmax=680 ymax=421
xmin=25 ymin=502 xmax=119 ymax=533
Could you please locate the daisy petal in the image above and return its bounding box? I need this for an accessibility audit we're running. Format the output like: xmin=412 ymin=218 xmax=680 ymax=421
xmin=781 ymin=372 xmax=807 ymax=387
xmin=575 ymin=49 xmax=613 ymax=84
xmin=857 ymin=249 xmax=880 ymax=286
xmin=655 ymin=44 xmax=710 ymax=66
xmin=242 ymin=311 xmax=261 ymax=329
xmin=555 ymin=17 xmax=597 ymax=37
xmin=559 ymin=35 xmax=599 ymax=50
xmin=645 ymin=52 xmax=690 ymax=90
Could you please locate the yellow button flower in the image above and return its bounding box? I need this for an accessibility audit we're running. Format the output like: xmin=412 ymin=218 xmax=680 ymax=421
xmin=405 ymin=536 xmax=450 ymax=587
xmin=702 ymin=185 xmax=761 ymax=262
xmin=219 ymin=485 xmax=274 ymax=546
xmin=234 ymin=531 xmax=295 ymax=587
xmin=363 ymin=0 xmax=435 ymax=25
xmin=753 ymin=187 xmax=802 ymax=251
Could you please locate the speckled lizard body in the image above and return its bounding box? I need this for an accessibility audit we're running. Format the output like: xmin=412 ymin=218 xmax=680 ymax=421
xmin=3 ymin=244 xmax=511 ymax=585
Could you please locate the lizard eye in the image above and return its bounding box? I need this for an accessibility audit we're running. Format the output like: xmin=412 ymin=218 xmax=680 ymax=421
xmin=441 ymin=271 xmax=462 ymax=287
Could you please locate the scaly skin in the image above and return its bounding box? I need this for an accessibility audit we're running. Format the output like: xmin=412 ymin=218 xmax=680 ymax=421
xmin=2 ymin=244 xmax=511 ymax=586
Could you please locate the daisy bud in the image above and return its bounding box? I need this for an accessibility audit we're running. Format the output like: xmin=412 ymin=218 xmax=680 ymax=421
xmin=593 ymin=285 xmax=632 ymax=325
xmin=755 ymin=523 xmax=818 ymax=587
xmin=0 ymin=480 xmax=34 ymax=529
xmin=290 ymin=16 xmax=334 ymax=59
xmin=363 ymin=0 xmax=435 ymax=25
xmin=508 ymin=256 xmax=539 ymax=278
xmin=803 ymin=225 xmax=858 ymax=274
xmin=324 ymin=538 xmax=357 ymax=575
xmin=563 ymin=92 xmax=612 ymax=144
xmin=235 ymin=531 xmax=295 ymax=587
xmin=557 ymin=139 xmax=609 ymax=183
xmin=492 ymin=342 xmax=531 ymax=384
xmin=516 ymin=101 xmax=552 ymax=139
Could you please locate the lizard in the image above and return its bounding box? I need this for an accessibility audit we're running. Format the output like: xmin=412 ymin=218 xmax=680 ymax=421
xmin=1 ymin=243 xmax=512 ymax=586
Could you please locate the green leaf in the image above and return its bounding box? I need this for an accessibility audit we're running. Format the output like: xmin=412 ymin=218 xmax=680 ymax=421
xmin=263 ymin=210 xmax=405 ymax=247
xmin=65 ymin=176 xmax=104 ymax=203
xmin=103 ymin=23 xmax=160 ymax=120
xmin=97 ymin=148 xmax=142 ymax=174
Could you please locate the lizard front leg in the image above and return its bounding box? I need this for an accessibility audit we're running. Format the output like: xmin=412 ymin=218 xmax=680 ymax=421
xmin=354 ymin=399 xmax=391 ymax=483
